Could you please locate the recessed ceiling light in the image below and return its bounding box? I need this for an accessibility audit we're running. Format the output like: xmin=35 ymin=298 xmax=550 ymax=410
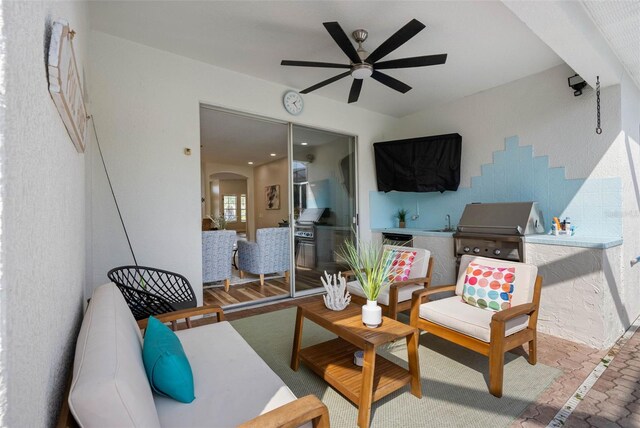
xmin=270 ymin=153 xmax=276 ymax=157
xmin=248 ymin=161 xmax=254 ymax=165
xmin=301 ymin=142 xmax=308 ymax=146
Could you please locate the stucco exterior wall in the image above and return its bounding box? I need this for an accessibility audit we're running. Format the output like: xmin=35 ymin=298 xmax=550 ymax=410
xmin=526 ymin=243 xmax=624 ymax=348
xmin=1 ymin=1 xmax=89 ymax=426
xmin=87 ymin=31 xmax=396 ymax=299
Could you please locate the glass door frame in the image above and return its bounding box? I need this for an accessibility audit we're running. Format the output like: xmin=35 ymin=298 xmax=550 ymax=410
xmin=198 ymin=103 xmax=358 ymax=303
xmin=288 ymin=123 xmax=359 ymax=298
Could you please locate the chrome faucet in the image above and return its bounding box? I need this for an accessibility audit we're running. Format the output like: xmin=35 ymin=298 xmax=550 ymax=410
xmin=445 ymin=214 xmax=452 ymax=231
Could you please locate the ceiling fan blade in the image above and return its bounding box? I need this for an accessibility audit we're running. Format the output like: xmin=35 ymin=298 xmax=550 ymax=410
xmin=300 ymin=71 xmax=351 ymax=94
xmin=365 ymin=19 xmax=426 ymax=64
xmin=323 ymin=22 xmax=362 ymax=64
xmin=281 ymin=60 xmax=350 ymax=69
xmin=348 ymin=79 xmax=363 ymax=103
xmin=375 ymin=53 xmax=447 ymax=70
xmin=371 ymin=70 xmax=412 ymax=93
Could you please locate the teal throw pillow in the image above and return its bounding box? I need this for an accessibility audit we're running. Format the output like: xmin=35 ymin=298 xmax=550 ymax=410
xmin=142 ymin=316 xmax=195 ymax=403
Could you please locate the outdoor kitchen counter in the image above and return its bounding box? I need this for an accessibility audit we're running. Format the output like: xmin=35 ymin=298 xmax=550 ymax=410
xmin=372 ymin=228 xmax=455 ymax=237
xmin=524 ymin=234 xmax=622 ymax=249
xmin=372 ymin=228 xmax=622 ymax=249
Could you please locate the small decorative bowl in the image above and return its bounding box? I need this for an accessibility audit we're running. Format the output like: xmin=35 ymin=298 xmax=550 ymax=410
xmin=353 ymin=350 xmax=364 ymax=367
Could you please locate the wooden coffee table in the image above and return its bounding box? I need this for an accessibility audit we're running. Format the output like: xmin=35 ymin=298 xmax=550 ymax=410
xmin=290 ymin=297 xmax=421 ymax=428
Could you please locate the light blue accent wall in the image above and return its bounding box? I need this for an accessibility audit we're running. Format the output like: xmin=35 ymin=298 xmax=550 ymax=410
xmin=370 ymin=136 xmax=622 ymax=238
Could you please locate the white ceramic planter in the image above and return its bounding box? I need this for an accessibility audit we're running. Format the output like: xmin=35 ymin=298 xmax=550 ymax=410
xmin=362 ymin=300 xmax=382 ymax=328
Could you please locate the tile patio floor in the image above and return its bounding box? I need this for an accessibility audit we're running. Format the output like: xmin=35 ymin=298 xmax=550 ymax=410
xmin=193 ymin=297 xmax=640 ymax=427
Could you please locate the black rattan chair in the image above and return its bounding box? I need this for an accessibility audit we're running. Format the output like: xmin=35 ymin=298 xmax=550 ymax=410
xmin=107 ymin=265 xmax=197 ymax=321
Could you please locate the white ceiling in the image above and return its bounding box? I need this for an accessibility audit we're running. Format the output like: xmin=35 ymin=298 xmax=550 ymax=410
xmin=90 ymin=1 xmax=564 ymax=117
xmin=200 ymin=107 xmax=345 ymax=165
xmin=200 ymin=107 xmax=287 ymax=165
xmin=583 ymin=1 xmax=640 ymax=90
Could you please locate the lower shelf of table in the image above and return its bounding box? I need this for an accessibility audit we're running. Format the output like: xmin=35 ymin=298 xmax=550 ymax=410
xmin=298 ymin=337 xmax=412 ymax=405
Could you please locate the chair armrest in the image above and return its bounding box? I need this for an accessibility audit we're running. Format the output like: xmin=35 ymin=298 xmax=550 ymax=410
xmin=137 ymin=305 xmax=225 ymax=329
xmin=491 ymin=302 xmax=536 ymax=323
xmin=238 ymin=395 xmax=329 ymax=428
xmin=390 ymin=276 xmax=430 ymax=289
xmin=411 ymin=284 xmax=456 ymax=301
xmin=410 ymin=284 xmax=457 ymax=326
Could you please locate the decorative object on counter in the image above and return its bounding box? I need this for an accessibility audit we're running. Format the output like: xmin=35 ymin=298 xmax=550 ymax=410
xmin=321 ymin=271 xmax=351 ymax=311
xmin=395 ymin=208 xmax=409 ymax=228
xmin=337 ymin=239 xmax=394 ymax=328
xmin=212 ymin=215 xmax=227 ymax=230
xmin=551 ymin=216 xmax=575 ymax=236
xmin=278 ymin=218 xmax=289 ymax=227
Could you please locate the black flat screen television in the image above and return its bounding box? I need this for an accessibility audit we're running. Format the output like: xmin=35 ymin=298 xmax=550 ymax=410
xmin=374 ymin=133 xmax=462 ymax=193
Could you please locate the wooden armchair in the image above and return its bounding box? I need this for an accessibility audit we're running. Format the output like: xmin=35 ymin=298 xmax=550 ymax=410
xmin=410 ymin=255 xmax=542 ymax=397
xmin=346 ymin=245 xmax=434 ymax=320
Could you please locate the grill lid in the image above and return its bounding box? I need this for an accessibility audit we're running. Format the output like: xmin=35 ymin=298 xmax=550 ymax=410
xmin=456 ymin=202 xmax=545 ymax=236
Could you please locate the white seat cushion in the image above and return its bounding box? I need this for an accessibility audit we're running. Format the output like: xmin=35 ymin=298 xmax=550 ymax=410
xmin=155 ymin=321 xmax=298 ymax=427
xmin=419 ymin=296 xmax=529 ymax=342
xmin=69 ymin=283 xmax=161 ymax=427
xmin=347 ymin=280 xmax=424 ymax=306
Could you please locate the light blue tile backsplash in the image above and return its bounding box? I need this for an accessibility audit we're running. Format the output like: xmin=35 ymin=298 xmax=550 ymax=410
xmin=370 ymin=135 xmax=622 ymax=238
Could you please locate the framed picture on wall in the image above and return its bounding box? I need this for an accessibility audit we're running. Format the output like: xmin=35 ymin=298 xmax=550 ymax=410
xmin=265 ymin=185 xmax=280 ymax=210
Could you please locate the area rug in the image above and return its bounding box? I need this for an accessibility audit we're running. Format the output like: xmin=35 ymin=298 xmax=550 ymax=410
xmin=230 ymin=308 xmax=560 ymax=428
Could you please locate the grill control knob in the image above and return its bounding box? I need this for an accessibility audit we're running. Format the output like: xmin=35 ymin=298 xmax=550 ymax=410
xmin=494 ymin=249 xmax=501 ymax=256
xmin=473 ymin=247 xmax=481 ymax=254
xmin=463 ymin=246 xmax=470 ymax=253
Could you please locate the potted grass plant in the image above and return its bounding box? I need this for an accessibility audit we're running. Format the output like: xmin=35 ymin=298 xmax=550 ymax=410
xmin=337 ymin=239 xmax=395 ymax=328
xmin=396 ymin=208 xmax=409 ymax=228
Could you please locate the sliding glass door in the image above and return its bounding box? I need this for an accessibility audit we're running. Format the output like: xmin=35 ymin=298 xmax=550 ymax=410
xmin=290 ymin=124 xmax=357 ymax=296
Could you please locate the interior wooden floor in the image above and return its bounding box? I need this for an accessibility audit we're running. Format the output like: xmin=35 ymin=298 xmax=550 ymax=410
xmin=203 ymin=267 xmax=330 ymax=307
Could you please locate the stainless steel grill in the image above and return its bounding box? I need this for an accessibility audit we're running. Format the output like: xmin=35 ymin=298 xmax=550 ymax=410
xmin=453 ymin=202 xmax=545 ymax=268
xmin=295 ymin=208 xmax=327 ymax=269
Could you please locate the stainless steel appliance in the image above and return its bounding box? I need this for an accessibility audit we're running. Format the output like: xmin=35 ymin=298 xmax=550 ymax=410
xmin=453 ymin=202 xmax=545 ymax=269
xmin=295 ymin=208 xmax=327 ymax=269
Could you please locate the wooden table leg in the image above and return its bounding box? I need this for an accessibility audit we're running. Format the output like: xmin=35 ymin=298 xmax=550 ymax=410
xmin=290 ymin=307 xmax=304 ymax=371
xmin=358 ymin=343 xmax=376 ymax=428
xmin=406 ymin=330 xmax=422 ymax=398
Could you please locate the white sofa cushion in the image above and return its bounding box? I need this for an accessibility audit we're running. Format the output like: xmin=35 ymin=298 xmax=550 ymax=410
xmin=155 ymin=321 xmax=298 ymax=427
xmin=419 ymin=296 xmax=529 ymax=342
xmin=455 ymin=255 xmax=538 ymax=307
xmin=347 ymin=281 xmax=424 ymax=306
xmin=69 ymin=283 xmax=161 ymax=427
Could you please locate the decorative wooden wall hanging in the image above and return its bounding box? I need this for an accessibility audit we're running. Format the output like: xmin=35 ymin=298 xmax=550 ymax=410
xmin=48 ymin=19 xmax=87 ymax=153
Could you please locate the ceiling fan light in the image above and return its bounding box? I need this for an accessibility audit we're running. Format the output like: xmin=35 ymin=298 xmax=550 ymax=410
xmin=351 ymin=63 xmax=373 ymax=79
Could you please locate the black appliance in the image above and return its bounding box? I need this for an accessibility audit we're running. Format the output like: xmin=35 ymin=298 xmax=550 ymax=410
xmin=374 ymin=133 xmax=461 ymax=193
xmin=382 ymin=232 xmax=413 ymax=247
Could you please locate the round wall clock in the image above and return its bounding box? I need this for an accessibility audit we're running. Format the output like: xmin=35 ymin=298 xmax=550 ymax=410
xmin=283 ymin=91 xmax=304 ymax=115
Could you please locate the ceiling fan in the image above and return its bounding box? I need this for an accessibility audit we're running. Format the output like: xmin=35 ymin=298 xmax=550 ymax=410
xmin=281 ymin=19 xmax=447 ymax=103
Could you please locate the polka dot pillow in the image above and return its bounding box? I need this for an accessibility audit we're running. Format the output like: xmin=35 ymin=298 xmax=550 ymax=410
xmin=462 ymin=262 xmax=516 ymax=311
xmin=387 ymin=249 xmax=417 ymax=282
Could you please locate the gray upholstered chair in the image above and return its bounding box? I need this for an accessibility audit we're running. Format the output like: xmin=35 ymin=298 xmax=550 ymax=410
xmin=202 ymin=230 xmax=236 ymax=291
xmin=237 ymin=227 xmax=290 ymax=286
